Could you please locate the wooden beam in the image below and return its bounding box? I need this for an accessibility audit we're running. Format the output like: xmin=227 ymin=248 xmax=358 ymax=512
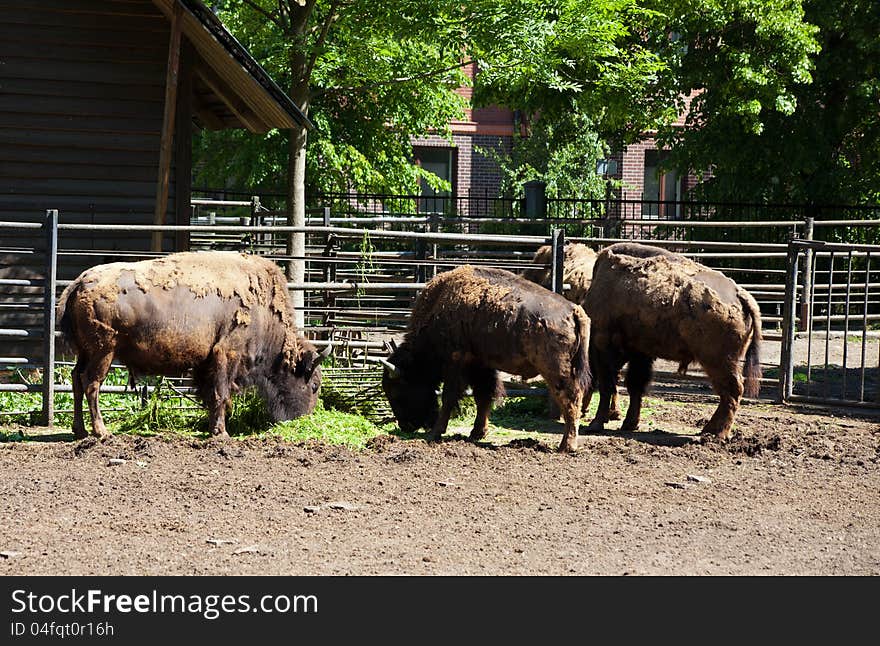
xmin=151 ymin=0 xmax=183 ymax=253
xmin=174 ymin=40 xmax=193 ymax=252
xmin=194 ymin=60 xmax=268 ymax=133
xmin=193 ymin=95 xmax=227 ymax=130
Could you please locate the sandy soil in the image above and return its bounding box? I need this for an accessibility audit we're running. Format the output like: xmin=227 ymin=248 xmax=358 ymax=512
xmin=1 ymin=389 xmax=878 ymax=576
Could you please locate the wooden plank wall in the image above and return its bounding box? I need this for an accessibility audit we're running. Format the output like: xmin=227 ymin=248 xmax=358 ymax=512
xmin=0 ymin=0 xmax=183 ymax=266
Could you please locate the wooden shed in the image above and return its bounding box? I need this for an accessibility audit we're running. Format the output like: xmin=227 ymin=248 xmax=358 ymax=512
xmin=1 ymin=0 xmax=308 ymax=255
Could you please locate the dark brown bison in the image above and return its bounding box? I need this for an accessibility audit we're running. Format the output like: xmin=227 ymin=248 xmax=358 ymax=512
xmin=523 ymin=242 xmax=621 ymax=420
xmin=381 ymin=265 xmax=591 ymax=452
xmin=583 ymin=242 xmax=762 ymax=439
xmin=56 ymin=251 xmax=329 ymax=440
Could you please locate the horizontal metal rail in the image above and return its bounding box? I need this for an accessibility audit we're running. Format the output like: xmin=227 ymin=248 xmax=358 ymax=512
xmin=0 ymin=221 xmax=44 ymax=230
xmin=191 ymin=199 xmax=253 ymax=207
xmin=812 ymin=220 xmax=880 ymax=227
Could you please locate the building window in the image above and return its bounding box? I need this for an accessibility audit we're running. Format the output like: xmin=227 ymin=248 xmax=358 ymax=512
xmin=413 ymin=146 xmax=455 ymax=213
xmin=642 ymin=149 xmax=681 ymax=218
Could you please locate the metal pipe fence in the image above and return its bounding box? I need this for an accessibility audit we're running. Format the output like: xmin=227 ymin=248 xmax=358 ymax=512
xmin=779 ymin=240 xmax=880 ymax=407
xmin=2 ymin=200 xmax=879 ymax=428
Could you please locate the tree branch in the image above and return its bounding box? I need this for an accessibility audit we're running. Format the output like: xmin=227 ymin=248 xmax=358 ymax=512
xmin=304 ymin=0 xmax=340 ymax=80
xmin=240 ymin=0 xmax=284 ymax=29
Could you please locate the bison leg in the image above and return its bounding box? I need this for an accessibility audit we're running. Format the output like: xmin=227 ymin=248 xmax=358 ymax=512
xmin=701 ymin=365 xmax=744 ymax=440
xmin=586 ymin=353 xmax=623 ymax=432
xmin=70 ymin=356 xmax=88 ymax=439
xmin=428 ymin=375 xmax=466 ymax=442
xmin=546 ymin=380 xmax=583 ymax=452
xmin=620 ymin=354 xmax=653 ymax=432
xmin=543 ymin=374 xmax=584 ymax=452
xmin=81 ymin=351 xmax=114 ymax=440
xmin=203 ymin=346 xmax=234 ymax=439
xmin=582 ymin=386 xmax=621 ymax=420
xmin=467 ymin=367 xmax=500 ymax=442
xmin=585 ymin=345 xmax=621 ymax=420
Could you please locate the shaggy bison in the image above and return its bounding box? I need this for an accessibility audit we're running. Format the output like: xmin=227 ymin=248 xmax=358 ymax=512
xmin=523 ymin=242 xmax=621 ymax=419
xmin=583 ymin=242 xmax=762 ymax=439
xmin=381 ymin=265 xmax=591 ymax=452
xmin=56 ymin=251 xmax=330 ymax=439
xmin=522 ymin=242 xmax=599 ymax=304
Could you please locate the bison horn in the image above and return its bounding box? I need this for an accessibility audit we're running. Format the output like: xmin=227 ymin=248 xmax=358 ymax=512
xmin=318 ymin=343 xmax=333 ymax=361
xmin=378 ymin=357 xmax=400 ymax=376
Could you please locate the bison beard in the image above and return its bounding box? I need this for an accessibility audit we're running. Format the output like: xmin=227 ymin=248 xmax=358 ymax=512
xmin=56 ymin=251 xmax=328 ymax=440
xmin=381 ymin=265 xmax=592 ymax=452
xmin=584 ymin=242 xmax=763 ymax=440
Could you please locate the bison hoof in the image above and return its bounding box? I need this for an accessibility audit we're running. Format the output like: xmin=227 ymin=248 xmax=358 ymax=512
xmin=620 ymin=420 xmax=640 ymax=432
xmin=72 ymin=426 xmax=88 ymax=440
xmin=700 ymin=427 xmax=731 ymax=441
xmin=585 ymin=419 xmax=605 ymax=433
xmin=606 ymin=409 xmax=622 ymax=421
xmin=469 ymin=427 xmax=488 ymax=442
xmin=557 ymin=438 xmax=578 ymax=453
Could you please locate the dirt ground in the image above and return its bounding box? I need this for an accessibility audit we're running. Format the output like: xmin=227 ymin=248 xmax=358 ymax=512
xmin=1 ymin=386 xmax=878 ymax=577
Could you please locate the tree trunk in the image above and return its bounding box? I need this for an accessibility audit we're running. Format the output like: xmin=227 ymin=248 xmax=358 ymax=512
xmin=287 ymin=125 xmax=307 ymax=330
xmin=287 ymin=30 xmax=311 ymax=331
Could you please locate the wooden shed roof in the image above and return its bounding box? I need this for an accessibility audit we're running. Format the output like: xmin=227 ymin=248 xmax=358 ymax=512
xmin=151 ymin=0 xmax=312 ymax=133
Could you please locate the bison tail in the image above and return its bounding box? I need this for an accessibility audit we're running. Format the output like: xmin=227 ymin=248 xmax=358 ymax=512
xmin=741 ymin=294 xmax=763 ymax=398
xmin=572 ymin=306 xmax=592 ymax=395
xmin=55 ymin=280 xmax=79 ymax=344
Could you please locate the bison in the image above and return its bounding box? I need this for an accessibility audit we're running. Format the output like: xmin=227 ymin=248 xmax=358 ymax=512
xmin=522 ymin=241 xmax=599 ymax=305
xmin=523 ymin=242 xmax=621 ymax=420
xmin=381 ymin=265 xmax=591 ymax=452
xmin=56 ymin=251 xmax=330 ymax=440
xmin=583 ymin=242 xmax=762 ymax=439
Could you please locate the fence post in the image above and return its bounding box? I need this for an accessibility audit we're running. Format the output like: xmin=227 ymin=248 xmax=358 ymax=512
xmin=798 ymin=216 xmax=814 ymax=331
xmin=321 ymin=226 xmax=337 ymax=338
xmin=42 ymin=209 xmax=58 ymax=427
xmin=550 ymin=228 xmax=565 ymax=295
xmin=251 ymin=195 xmax=262 ymax=248
xmin=778 ymin=243 xmax=800 ymax=403
xmin=429 ymin=212 xmax=439 ymax=280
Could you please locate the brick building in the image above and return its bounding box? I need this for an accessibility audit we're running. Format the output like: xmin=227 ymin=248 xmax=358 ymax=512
xmin=412 ymin=63 xmax=700 ymax=216
xmin=411 ymin=63 xmax=516 ymax=209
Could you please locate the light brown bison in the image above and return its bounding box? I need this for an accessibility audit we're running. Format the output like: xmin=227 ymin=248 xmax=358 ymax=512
xmin=583 ymin=242 xmax=762 ymax=439
xmin=523 ymin=242 xmax=621 ymax=420
xmin=56 ymin=251 xmax=329 ymax=440
xmin=381 ymin=265 xmax=591 ymax=452
xmin=522 ymin=242 xmax=599 ymax=305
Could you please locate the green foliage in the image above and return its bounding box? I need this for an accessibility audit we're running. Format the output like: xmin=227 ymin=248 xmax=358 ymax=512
xmin=0 ymin=366 xmax=145 ymax=427
xmin=473 ymin=0 xmax=671 ymax=198
xmin=648 ymin=0 xmax=879 ymax=204
xmin=475 ymin=1 xmax=669 ymax=143
xmin=477 ymin=112 xmax=610 ymax=200
xmin=114 ymin=378 xmax=205 ymax=436
xmin=0 ymin=366 xmax=393 ymax=449
xmin=194 ymin=0 xmax=480 ymax=195
xmin=267 ymin=400 xmax=392 ymax=449
xmin=191 ymin=0 xmax=875 ymax=207
xmin=319 ymin=377 xmax=389 ymax=423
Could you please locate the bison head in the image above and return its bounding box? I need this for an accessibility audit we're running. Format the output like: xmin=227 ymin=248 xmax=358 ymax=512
xmin=381 ymin=344 xmax=439 ymax=434
xmin=265 ymin=341 xmax=331 ymax=421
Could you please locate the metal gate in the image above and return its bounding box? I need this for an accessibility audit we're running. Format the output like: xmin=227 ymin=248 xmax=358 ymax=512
xmin=779 ymin=240 xmax=880 ymax=407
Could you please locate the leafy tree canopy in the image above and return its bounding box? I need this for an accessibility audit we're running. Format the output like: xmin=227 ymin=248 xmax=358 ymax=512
xmin=649 ymin=0 xmax=879 ymax=205
xmin=194 ymin=1 xmax=576 ymax=196
xmin=471 ymin=0 xmax=672 ymax=198
xmin=195 ymin=1 xmax=876 ymax=206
